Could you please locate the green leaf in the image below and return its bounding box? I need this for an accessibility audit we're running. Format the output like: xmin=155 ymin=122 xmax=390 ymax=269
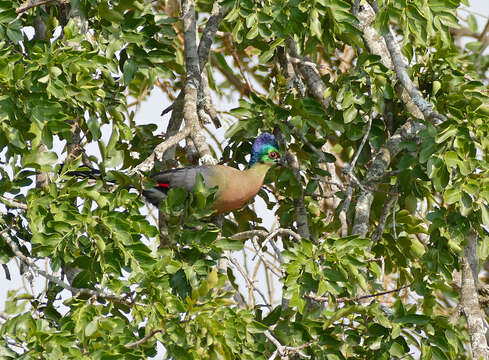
xmin=481 ymin=204 xmax=489 ymax=227
xmin=123 ymin=60 xmax=137 ymax=85
xmin=215 ymin=238 xmax=244 ymax=251
xmin=87 ymin=116 xmax=101 ymax=140
xmin=310 ymin=9 xmax=322 ymax=38
xmin=23 ymin=150 xmax=58 ymax=170
xmin=444 ymin=188 xmax=459 ymax=204
xmin=394 ymin=314 xmax=430 ymax=325
xmin=232 ymin=20 xmax=243 ymax=43
xmin=467 ymin=14 xmax=478 ymax=33
xmin=85 ymin=318 xmax=99 ymax=337
xmin=247 ymin=320 xmax=268 ymax=333
xmin=436 ymin=126 xmax=457 ymax=144
xmin=98 ymin=2 xmax=124 ymax=23
xmin=343 ymin=105 xmax=358 ymax=124
xmin=6 ymin=26 xmax=22 ymax=43
xmin=419 ymin=139 xmax=436 ymax=163
xmin=443 ymin=151 xmax=460 ymax=168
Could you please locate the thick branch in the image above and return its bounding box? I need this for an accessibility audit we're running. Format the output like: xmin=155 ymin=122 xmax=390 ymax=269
xmin=460 ymin=230 xmax=488 ymax=359
xmin=287 ymin=39 xmax=331 ymax=110
xmin=371 ymin=189 xmax=398 ymax=242
xmin=367 ymin=2 xmax=446 ymax=123
xmin=198 ymin=2 xmax=227 ymax=71
xmin=182 ymin=0 xmax=215 ymax=165
xmin=352 ymin=119 xmax=425 ymax=237
xmin=354 ymin=3 xmax=423 ymax=119
xmin=160 ymin=1 xmax=227 ymax=156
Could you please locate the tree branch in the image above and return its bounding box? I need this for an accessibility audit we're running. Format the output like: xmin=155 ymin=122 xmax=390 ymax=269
xmin=197 ymin=2 xmax=228 ymax=71
xmin=305 ymin=284 xmax=409 ymax=303
xmin=340 ymin=115 xmax=372 ymax=237
xmin=2 ymin=230 xmax=139 ymax=307
xmin=371 ymin=188 xmax=398 ymax=242
xmin=211 ymin=53 xmax=251 ymax=97
xmin=352 ymin=119 xmax=424 ymax=237
xmin=287 ymin=38 xmax=331 ymax=110
xmin=130 ymin=127 xmax=191 ymax=173
xmin=228 ymin=255 xmax=270 ymax=307
xmin=367 ymin=2 xmax=446 ymax=124
xmin=265 ymin=329 xmax=312 ymax=359
xmin=16 ymin=0 xmax=60 ymax=14
xmin=354 ymin=2 xmax=424 ymax=119
xmin=126 ymin=329 xmax=163 ymax=348
xmin=229 ymin=228 xmax=301 ymax=264
xmin=182 ymin=0 xmax=215 ymax=165
xmin=287 ymin=123 xmax=328 ymax=163
xmin=0 ymin=196 xmax=28 ymax=210
xmin=460 ymin=229 xmax=489 ymax=359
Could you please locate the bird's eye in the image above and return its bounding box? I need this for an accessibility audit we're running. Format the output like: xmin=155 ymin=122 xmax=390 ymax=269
xmin=269 ymin=151 xmax=278 ymax=159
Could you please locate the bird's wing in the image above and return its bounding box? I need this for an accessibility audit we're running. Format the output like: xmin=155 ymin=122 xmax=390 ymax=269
xmin=151 ymin=166 xmax=217 ymax=192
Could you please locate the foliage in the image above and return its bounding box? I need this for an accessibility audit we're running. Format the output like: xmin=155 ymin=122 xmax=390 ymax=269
xmin=0 ymin=0 xmax=488 ymax=359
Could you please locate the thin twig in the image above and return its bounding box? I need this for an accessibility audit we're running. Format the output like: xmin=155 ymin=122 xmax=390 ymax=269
xmin=2 ymin=230 xmax=140 ymax=307
xmin=16 ymin=0 xmax=59 ymax=14
xmin=0 ymin=196 xmax=28 ymax=210
xmin=262 ymin=229 xmax=297 ymax=262
xmin=248 ymin=241 xmax=283 ymax=278
xmin=287 ymin=123 xmax=328 ymax=163
xmin=228 ymin=256 xmax=270 ymax=307
xmin=305 ymin=284 xmax=410 ymax=303
xmin=230 ymin=229 xmax=269 ymax=241
xmin=371 ymin=189 xmax=398 ymax=242
xmin=349 ymin=116 xmax=372 ymax=171
xmin=126 ymin=329 xmax=163 ymax=348
xmin=265 ymin=330 xmax=312 ymax=359
xmin=130 ymin=127 xmax=191 ymax=173
xmin=160 ymin=103 xmax=174 ymax=117
xmin=476 ymin=18 xmax=489 ymax=66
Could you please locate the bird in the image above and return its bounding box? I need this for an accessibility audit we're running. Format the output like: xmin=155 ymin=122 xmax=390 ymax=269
xmin=69 ymin=132 xmax=281 ymax=213
xmin=143 ymin=132 xmax=281 ymax=213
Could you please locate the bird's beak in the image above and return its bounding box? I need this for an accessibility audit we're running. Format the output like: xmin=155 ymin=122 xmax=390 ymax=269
xmin=277 ymin=156 xmax=286 ymax=166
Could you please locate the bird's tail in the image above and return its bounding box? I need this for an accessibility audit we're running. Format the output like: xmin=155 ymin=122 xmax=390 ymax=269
xmin=64 ymin=165 xmax=164 ymax=206
xmin=64 ymin=166 xmax=103 ymax=180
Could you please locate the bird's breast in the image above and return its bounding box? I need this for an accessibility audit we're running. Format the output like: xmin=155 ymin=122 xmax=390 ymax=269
xmin=212 ymin=181 xmax=262 ymax=213
xmin=204 ymin=163 xmax=271 ymax=213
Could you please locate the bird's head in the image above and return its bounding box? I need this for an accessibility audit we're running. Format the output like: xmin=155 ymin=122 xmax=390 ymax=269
xmin=248 ymin=132 xmax=281 ymax=168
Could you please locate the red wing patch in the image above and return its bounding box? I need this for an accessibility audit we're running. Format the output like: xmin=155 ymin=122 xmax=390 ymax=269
xmin=158 ymin=183 xmax=170 ymax=188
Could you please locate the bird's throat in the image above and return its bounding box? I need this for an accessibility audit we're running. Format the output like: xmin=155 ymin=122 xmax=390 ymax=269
xmin=245 ymin=162 xmax=274 ymax=181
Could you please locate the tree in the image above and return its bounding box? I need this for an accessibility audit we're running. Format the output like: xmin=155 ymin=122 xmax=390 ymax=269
xmin=1 ymin=0 xmax=488 ymax=358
